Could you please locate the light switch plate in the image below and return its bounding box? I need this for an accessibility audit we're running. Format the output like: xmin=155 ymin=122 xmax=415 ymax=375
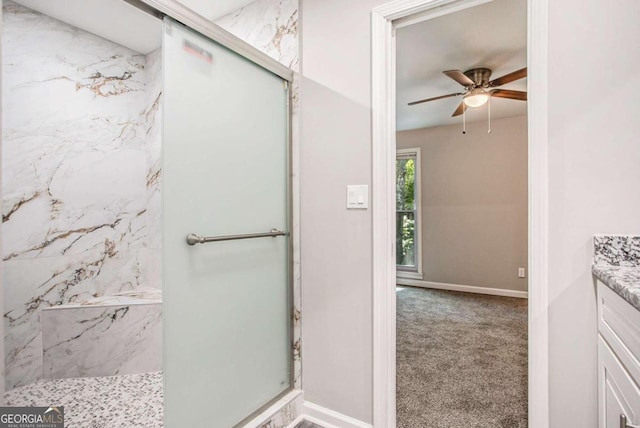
xmin=347 ymin=185 xmax=368 ymax=209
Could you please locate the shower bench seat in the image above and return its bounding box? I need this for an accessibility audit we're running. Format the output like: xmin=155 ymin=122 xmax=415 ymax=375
xmin=41 ymin=288 xmax=162 ymax=380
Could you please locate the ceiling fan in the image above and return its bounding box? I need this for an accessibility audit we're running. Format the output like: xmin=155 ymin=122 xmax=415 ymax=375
xmin=408 ymin=67 xmax=527 ymax=117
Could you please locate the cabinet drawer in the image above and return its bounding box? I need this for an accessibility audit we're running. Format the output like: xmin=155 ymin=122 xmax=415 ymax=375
xmin=598 ymin=281 xmax=640 ymax=384
xmin=599 ymin=336 xmax=640 ymax=428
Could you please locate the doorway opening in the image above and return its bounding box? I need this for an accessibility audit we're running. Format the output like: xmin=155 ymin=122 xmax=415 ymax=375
xmin=394 ymin=2 xmax=529 ymax=425
xmin=372 ymin=0 xmax=550 ymax=426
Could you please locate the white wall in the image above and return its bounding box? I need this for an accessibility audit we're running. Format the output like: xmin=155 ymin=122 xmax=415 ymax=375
xmin=302 ymin=0 xmax=640 ymax=426
xmin=300 ymin=0 xmax=382 ymax=423
xmin=547 ymin=0 xmax=640 ymax=426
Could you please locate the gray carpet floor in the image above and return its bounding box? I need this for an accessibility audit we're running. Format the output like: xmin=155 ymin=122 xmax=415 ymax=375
xmin=396 ymin=287 xmax=528 ymax=428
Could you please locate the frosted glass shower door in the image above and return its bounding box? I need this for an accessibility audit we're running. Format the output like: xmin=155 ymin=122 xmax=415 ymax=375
xmin=162 ymin=19 xmax=290 ymax=427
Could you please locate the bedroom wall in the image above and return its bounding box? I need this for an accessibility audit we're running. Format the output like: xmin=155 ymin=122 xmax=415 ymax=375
xmin=396 ymin=115 xmax=528 ymax=293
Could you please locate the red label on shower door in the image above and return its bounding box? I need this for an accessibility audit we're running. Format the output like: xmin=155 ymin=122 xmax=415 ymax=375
xmin=183 ymin=39 xmax=213 ymax=63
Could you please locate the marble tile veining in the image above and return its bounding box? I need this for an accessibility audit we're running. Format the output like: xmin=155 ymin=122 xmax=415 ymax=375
xmin=142 ymin=48 xmax=163 ymax=253
xmin=55 ymin=287 xmax=162 ymax=307
xmin=4 ymin=5 xmax=299 ymax=420
xmin=2 ymin=1 xmax=162 ymax=389
xmin=42 ymin=299 xmax=162 ymax=379
xmin=216 ymin=0 xmax=299 ymax=71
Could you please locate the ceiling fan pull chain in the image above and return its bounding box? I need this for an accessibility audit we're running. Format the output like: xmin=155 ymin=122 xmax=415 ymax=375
xmin=488 ymin=96 xmax=492 ymax=134
xmin=462 ymin=106 xmax=466 ymax=134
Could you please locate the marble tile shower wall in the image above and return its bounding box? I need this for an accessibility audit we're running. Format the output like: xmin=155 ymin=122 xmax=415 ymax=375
xmin=2 ymin=2 xmax=162 ymax=389
xmin=143 ymin=49 xmax=163 ymax=287
xmin=215 ymin=0 xmax=299 ymax=72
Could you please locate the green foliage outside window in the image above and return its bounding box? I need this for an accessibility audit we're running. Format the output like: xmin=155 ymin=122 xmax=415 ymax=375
xmin=396 ymin=157 xmax=416 ymax=267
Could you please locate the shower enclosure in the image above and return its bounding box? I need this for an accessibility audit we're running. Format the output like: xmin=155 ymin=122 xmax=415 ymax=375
xmin=162 ymin=17 xmax=291 ymax=427
xmin=2 ymin=0 xmax=293 ymax=426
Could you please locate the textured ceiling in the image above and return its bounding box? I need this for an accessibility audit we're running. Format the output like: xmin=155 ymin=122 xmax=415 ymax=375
xmin=396 ymin=0 xmax=527 ymax=131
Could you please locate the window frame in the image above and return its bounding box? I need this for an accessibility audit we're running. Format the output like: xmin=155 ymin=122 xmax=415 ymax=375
xmin=395 ymin=147 xmax=423 ymax=280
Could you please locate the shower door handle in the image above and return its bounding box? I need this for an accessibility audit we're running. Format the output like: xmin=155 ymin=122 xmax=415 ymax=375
xmin=186 ymin=229 xmax=287 ymax=245
xmin=621 ymin=415 xmax=640 ymax=428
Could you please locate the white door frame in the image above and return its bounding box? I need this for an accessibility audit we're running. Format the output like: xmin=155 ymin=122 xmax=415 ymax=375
xmin=371 ymin=0 xmax=549 ymax=427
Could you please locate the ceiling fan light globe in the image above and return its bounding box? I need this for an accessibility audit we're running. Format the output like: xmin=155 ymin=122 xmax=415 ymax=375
xmin=463 ymin=88 xmax=489 ymax=107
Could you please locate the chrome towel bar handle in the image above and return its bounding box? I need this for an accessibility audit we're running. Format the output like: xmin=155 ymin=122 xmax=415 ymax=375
xmin=621 ymin=415 xmax=640 ymax=428
xmin=186 ymin=229 xmax=287 ymax=246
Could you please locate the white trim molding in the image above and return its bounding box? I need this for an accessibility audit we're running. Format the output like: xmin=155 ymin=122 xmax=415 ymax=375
xmin=397 ymin=279 xmax=529 ymax=299
xmin=371 ymin=7 xmax=397 ymax=428
xmin=396 ymin=271 xmax=423 ymax=280
xmin=526 ymin=0 xmax=550 ymax=425
xmin=303 ymin=402 xmax=373 ymax=428
xmin=371 ymin=0 xmax=549 ymax=427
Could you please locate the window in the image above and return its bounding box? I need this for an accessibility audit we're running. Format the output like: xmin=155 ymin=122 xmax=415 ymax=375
xmin=396 ymin=148 xmax=422 ymax=279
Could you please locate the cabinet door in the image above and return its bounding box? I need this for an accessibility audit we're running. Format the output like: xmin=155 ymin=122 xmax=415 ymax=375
xmin=599 ymin=336 xmax=640 ymax=428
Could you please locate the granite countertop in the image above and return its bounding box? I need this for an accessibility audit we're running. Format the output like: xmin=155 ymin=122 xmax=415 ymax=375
xmin=592 ymin=264 xmax=640 ymax=312
xmin=593 ymin=235 xmax=640 ymax=312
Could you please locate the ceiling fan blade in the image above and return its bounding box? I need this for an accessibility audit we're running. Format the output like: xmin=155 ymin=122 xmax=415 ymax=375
xmin=488 ymin=67 xmax=527 ymax=87
xmin=452 ymin=102 xmax=467 ymax=117
xmin=443 ymin=70 xmax=475 ymax=87
xmin=490 ymin=89 xmax=527 ymax=101
xmin=408 ymin=92 xmax=463 ymax=106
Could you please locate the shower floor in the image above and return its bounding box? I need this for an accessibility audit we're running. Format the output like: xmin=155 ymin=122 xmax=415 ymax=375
xmin=4 ymin=371 xmax=163 ymax=427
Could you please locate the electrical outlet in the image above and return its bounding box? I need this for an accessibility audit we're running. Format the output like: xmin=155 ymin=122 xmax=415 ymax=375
xmin=518 ymin=267 xmax=526 ymax=278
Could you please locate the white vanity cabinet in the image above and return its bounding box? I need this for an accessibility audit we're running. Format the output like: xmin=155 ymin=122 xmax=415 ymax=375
xmin=597 ymin=281 xmax=640 ymax=428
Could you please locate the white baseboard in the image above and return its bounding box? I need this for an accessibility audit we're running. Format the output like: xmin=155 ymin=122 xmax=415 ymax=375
xmin=302 ymin=401 xmax=372 ymax=428
xmin=397 ymin=278 xmax=528 ymax=299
